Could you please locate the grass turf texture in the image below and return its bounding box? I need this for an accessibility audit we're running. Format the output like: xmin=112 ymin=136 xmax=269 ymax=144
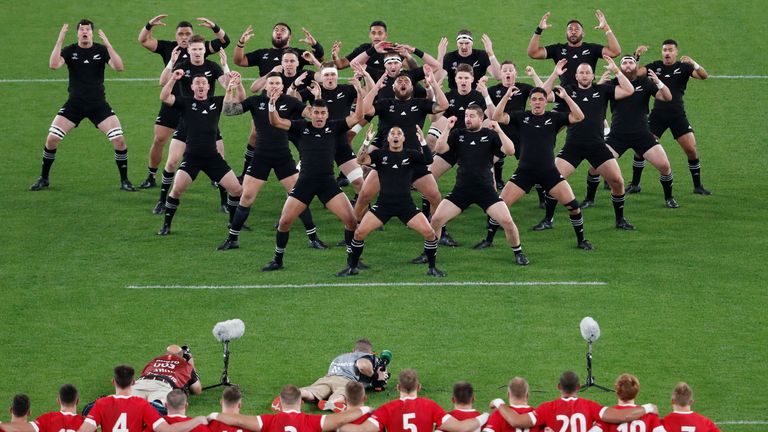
xmin=1 ymin=1 xmax=766 ymax=430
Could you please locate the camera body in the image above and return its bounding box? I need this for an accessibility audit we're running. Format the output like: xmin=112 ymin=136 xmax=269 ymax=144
xmin=181 ymin=345 xmax=193 ymax=361
xmin=372 ymin=350 xmax=392 ymax=392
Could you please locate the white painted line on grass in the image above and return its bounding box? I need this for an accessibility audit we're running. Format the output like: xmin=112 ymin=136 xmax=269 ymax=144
xmin=127 ymin=281 xmax=608 ymax=289
xmin=716 ymin=421 xmax=768 ymax=425
xmin=2 ymin=75 xmax=767 ymax=84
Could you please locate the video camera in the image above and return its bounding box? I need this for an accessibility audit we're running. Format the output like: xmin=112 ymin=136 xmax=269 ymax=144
xmin=372 ymin=350 xmax=392 ymax=392
xmin=180 ymin=345 xmax=192 ymax=361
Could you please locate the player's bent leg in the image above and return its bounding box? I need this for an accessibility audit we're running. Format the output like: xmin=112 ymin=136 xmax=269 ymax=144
xmin=486 ymin=201 xmax=528 ymax=265
xmin=676 ymin=132 xmax=699 ymax=160
xmin=164 ymin=139 xmax=186 ymax=172
xmin=678 ymin=132 xmax=710 ymax=195
xmin=429 ymin=200 xmax=461 ymax=236
xmin=354 ymin=171 xmax=380 ymax=221
xmin=355 ymin=212 xmax=383 ymax=240
xmin=241 ymin=175 xmax=268 ymax=207
xmin=407 ymin=213 xmax=437 ymax=239
xmin=215 ymin=139 xmax=226 ymax=158
xmin=643 ymin=145 xmax=677 ymax=207
xmin=158 ymin=170 xmax=194 ymax=236
xmin=32 ymin=116 xmax=76 ymax=190
xmin=413 ymin=175 xmax=441 ymax=215
xmin=218 ymin=171 xmax=243 ymax=197
xmin=595 ymin=159 xmax=634 ymax=230
xmin=406 ymin=213 xmax=444 ymax=276
xmin=550 ymin=181 xmax=593 ymax=250
xmin=340 ymin=160 xmax=364 ymax=194
xmin=429 ymin=156 xmax=452 ymax=181
xmin=97 ymin=115 xmax=135 ymax=190
xmin=149 ymin=125 xmax=174 ymax=168
xmin=277 ymin=197 xmax=307 ymax=233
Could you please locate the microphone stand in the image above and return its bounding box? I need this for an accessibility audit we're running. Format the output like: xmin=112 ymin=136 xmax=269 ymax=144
xmin=580 ymin=341 xmax=611 ymax=392
xmin=203 ymin=340 xmax=236 ymax=390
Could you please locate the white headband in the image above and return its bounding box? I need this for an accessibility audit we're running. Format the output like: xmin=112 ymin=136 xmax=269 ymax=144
xmin=456 ymin=35 xmax=473 ymax=43
xmin=384 ymin=56 xmax=403 ymax=65
xmin=321 ymin=67 xmax=338 ymax=75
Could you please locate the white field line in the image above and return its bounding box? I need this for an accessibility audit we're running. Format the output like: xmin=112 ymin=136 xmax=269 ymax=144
xmin=715 ymin=421 xmax=768 ymax=425
xmin=127 ymin=281 xmax=608 ymax=289
xmin=1 ymin=75 xmax=766 ymax=84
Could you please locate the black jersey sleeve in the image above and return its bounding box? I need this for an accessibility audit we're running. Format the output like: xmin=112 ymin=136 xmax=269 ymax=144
xmin=367 ymin=149 xmax=381 ymax=168
xmin=288 ymin=119 xmax=305 ymax=135
xmin=209 ymin=34 xmax=231 ymax=53
xmin=490 ymin=131 xmax=505 ymax=159
xmin=245 ymin=48 xmax=267 ymax=69
xmin=544 ymin=43 xmax=562 ymax=60
xmin=345 ymin=44 xmax=368 ymax=61
xmin=62 ymin=44 xmax=74 ymax=65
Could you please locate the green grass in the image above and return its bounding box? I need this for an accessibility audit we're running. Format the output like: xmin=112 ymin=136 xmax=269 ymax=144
xmin=1 ymin=1 xmax=766 ymax=431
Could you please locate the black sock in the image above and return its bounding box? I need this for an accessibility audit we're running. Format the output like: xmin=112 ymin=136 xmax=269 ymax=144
xmin=570 ymin=212 xmax=586 ymax=243
xmin=441 ymin=225 xmax=449 ymax=238
xmin=421 ymin=195 xmax=430 ymax=218
xmin=349 ymin=239 xmax=364 ymax=268
xmin=512 ymin=244 xmax=524 ymax=256
xmin=147 ymin=167 xmax=158 ymax=178
xmin=611 ymin=193 xmax=625 ymax=222
xmin=274 ymin=230 xmax=290 ymax=264
xmin=299 ymin=208 xmax=317 ymax=241
xmin=631 ymin=155 xmax=645 ymax=185
xmin=535 ymin=184 xmax=546 ymax=204
xmin=164 ymin=196 xmax=180 ymax=227
xmin=585 ymin=174 xmax=600 ymax=201
xmin=242 ymin=144 xmax=255 ymax=177
xmin=227 ymin=195 xmax=240 ymax=224
xmin=688 ymin=158 xmax=702 ymax=188
xmin=228 ymin=205 xmax=251 ymax=241
xmin=159 ymin=170 xmax=174 ymax=204
xmin=218 ymin=185 xmax=227 ymax=206
xmin=660 ymin=173 xmax=674 ymax=200
xmin=424 ymin=237 xmax=438 ymax=268
xmin=344 ymin=229 xmax=354 ymax=249
xmin=114 ymin=149 xmax=128 ymax=181
xmin=41 ymin=147 xmax=57 ymax=179
xmin=485 ymin=217 xmax=500 ymax=242
xmin=544 ymin=194 xmax=557 ymax=222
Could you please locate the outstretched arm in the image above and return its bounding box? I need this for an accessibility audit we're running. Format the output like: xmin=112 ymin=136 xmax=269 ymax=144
xmin=491 ymin=85 xmax=514 ymax=125
xmin=482 ymin=34 xmax=502 ymax=80
xmin=197 ymin=17 xmax=230 ymax=54
xmin=345 ymin=78 xmax=365 ymax=128
xmin=434 ymin=116 xmax=457 ymax=154
xmin=491 ymin=121 xmax=515 ymax=156
xmin=234 ymin=25 xmax=254 ymax=67
xmin=207 ymin=414 xmax=261 ymax=432
xmin=50 ymin=24 xmax=68 ymax=69
xmin=322 ymin=408 xmax=369 ymax=431
xmin=595 ymin=10 xmax=620 ymax=58
xmin=527 ymin=12 xmax=550 ymax=59
xmin=138 ymin=15 xmax=167 ymax=52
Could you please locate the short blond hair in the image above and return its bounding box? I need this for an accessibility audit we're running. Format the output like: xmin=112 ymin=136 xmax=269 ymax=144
xmin=398 ymin=369 xmax=420 ymax=393
xmin=672 ymin=382 xmax=693 ymax=406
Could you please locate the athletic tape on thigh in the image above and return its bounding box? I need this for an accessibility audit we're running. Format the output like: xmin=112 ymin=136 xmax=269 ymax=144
xmin=106 ymin=127 xmax=124 ymax=140
xmin=346 ymin=167 xmax=364 ymax=182
xmin=428 ymin=127 xmax=442 ymax=139
xmin=48 ymin=124 xmax=66 ymax=139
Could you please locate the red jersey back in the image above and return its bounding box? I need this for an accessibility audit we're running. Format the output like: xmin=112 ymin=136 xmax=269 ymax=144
xmin=208 ymin=419 xmax=257 ymax=432
xmin=33 ymin=411 xmax=85 ymax=432
xmin=445 ymin=409 xmax=483 ymax=432
xmin=85 ymin=395 xmax=165 ymax=432
xmin=258 ymin=411 xmax=323 ymax=432
xmin=145 ymin=414 xmax=209 ymax=432
xmin=140 ymin=355 xmax=195 ymax=389
xmin=530 ymin=397 xmax=606 ymax=432
xmin=370 ymin=397 xmax=448 ymax=432
xmin=350 ymin=413 xmax=372 ymax=426
xmin=592 ymin=405 xmax=665 ymax=432
xmin=484 ymin=405 xmax=542 ymax=432
xmin=662 ymin=411 xmax=720 ymax=432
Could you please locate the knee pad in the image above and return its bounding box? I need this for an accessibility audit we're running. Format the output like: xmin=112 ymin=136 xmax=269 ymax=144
xmin=565 ymin=199 xmax=580 ymax=211
xmin=106 ymin=127 xmax=124 ymax=141
xmin=48 ymin=124 xmax=67 ymax=139
xmin=346 ymin=167 xmax=364 ymax=183
xmin=428 ymin=127 xmax=442 ymax=139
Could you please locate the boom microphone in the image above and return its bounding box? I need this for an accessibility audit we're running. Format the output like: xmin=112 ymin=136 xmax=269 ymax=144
xmin=213 ymin=319 xmax=245 ymax=343
xmin=579 ymin=317 xmax=601 ymax=343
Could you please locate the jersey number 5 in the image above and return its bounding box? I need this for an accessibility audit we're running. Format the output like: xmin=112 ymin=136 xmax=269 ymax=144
xmin=403 ymin=413 xmax=418 ymax=432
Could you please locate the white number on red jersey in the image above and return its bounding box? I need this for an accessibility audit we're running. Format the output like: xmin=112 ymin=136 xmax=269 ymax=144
xmin=403 ymin=413 xmax=418 ymax=432
xmin=285 ymin=427 xmax=298 ymax=432
xmin=556 ymin=414 xmax=587 ymax=432
xmin=113 ymin=413 xmax=129 ymax=432
xmin=617 ymin=421 xmax=647 ymax=432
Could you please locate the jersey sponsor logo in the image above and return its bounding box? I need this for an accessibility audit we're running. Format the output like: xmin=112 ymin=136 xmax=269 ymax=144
xmin=337 ymin=92 xmax=345 ymax=99
xmin=459 ymin=106 xmax=465 ymax=110
xmin=592 ymin=92 xmax=600 ymax=98
xmin=204 ymin=71 xmax=212 ymax=77
xmin=400 ymin=111 xmax=407 ymax=116
xmin=273 ymin=57 xmax=279 ymax=61
xmin=480 ymin=136 xmax=489 ymax=142
xmin=635 ymin=86 xmax=643 ymax=92
xmin=469 ymin=140 xmax=477 ymax=146
xmin=373 ymin=60 xmax=380 ymax=64
xmin=392 ymin=163 xmax=399 ymax=168
xmin=582 ymin=97 xmax=589 ymax=101
xmin=202 ymin=109 xmax=209 ymax=114
xmin=83 ymin=59 xmax=90 ymax=64
xmin=572 ymin=54 xmax=578 ymax=59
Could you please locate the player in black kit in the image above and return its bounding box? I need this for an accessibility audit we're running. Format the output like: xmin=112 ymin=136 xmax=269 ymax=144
xmin=216 ymin=72 xmax=328 ymax=251
xmin=527 ymin=10 xmax=621 ymax=87
xmin=31 ymin=20 xmax=135 ymax=192
xmin=354 ymin=69 xmax=448 ymax=226
xmin=261 ymin=88 xmax=364 ymax=272
xmin=442 ymin=30 xmax=501 ymax=90
xmin=534 ymin=57 xmax=636 ymax=231
xmin=430 ymin=108 xmax=529 ymax=267
xmin=157 ymin=71 xmax=242 ymax=236
xmin=337 ymin=126 xmax=445 ymax=277
xmin=137 ymin=15 xmax=230 ymax=189
xmin=488 ymin=86 xmax=595 ymax=250
xmin=634 ymin=40 xmax=711 ymax=195
xmin=152 ymin=35 xmax=231 ymax=214
xmin=601 ymin=55 xmax=679 ymax=208
xmin=337 ymin=20 xmax=390 ymax=81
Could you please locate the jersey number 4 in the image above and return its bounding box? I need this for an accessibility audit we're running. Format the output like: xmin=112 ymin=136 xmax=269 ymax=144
xmin=113 ymin=413 xmax=129 ymax=432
